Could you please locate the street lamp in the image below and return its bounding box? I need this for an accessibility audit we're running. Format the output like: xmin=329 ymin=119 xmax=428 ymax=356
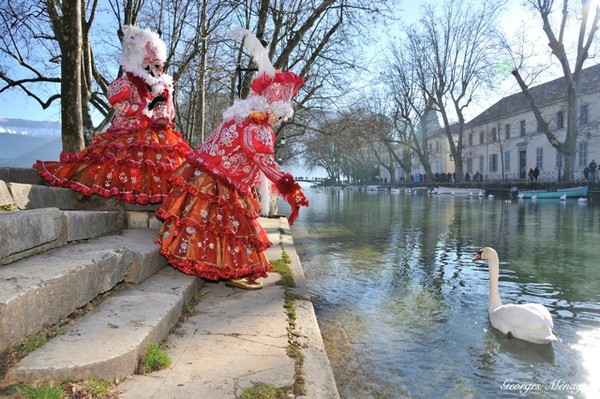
xmin=276 ymin=134 xmax=286 ymax=163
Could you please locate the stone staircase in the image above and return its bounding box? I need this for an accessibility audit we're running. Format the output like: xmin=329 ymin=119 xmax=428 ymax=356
xmin=0 ymin=167 xmax=203 ymax=384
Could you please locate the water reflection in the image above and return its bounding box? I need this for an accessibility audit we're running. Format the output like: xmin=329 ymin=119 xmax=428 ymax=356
xmin=289 ymin=189 xmax=600 ymax=399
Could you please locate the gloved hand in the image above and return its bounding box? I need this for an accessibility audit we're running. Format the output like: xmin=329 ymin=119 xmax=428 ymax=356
xmin=148 ymin=95 xmax=166 ymax=110
xmin=275 ymin=173 xmax=309 ymax=225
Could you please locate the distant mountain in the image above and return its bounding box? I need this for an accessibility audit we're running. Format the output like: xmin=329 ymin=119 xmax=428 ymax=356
xmin=0 ymin=118 xmax=62 ymax=167
xmin=0 ymin=118 xmax=61 ymax=137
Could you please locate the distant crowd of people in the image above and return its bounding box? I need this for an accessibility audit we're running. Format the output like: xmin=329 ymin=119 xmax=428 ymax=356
xmin=584 ymin=159 xmax=597 ymax=182
xmin=528 ymin=167 xmax=540 ymax=182
xmin=409 ymin=171 xmax=485 ymax=183
xmin=465 ymin=171 xmax=484 ymax=182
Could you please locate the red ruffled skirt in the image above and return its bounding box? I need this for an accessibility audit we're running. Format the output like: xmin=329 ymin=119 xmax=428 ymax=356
xmin=155 ymin=163 xmax=273 ymax=281
xmin=32 ymin=125 xmax=192 ymax=204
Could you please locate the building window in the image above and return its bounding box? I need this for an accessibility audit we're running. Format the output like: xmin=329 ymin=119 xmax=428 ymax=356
xmin=536 ymin=147 xmax=543 ymax=169
xmin=578 ymin=141 xmax=588 ymax=167
xmin=491 ymin=127 xmax=497 ymax=142
xmin=479 ymin=132 xmax=484 ymax=145
xmin=479 ymin=155 xmax=484 ymax=173
xmin=580 ymin=104 xmax=589 ymax=125
xmin=504 ymin=151 xmax=511 ymax=172
xmin=505 ymin=124 xmax=510 ymax=139
xmin=520 ymin=120 xmax=526 ymax=136
xmin=556 ymin=111 xmax=564 ymax=129
xmin=489 ymin=154 xmax=498 ymax=173
xmin=469 ymin=133 xmax=473 ymax=146
xmin=466 ymin=158 xmax=473 ymax=174
xmin=555 ymin=150 xmax=563 ymax=169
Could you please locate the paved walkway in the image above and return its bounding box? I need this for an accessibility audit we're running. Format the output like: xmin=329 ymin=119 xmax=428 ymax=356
xmin=118 ymin=217 xmax=339 ymax=399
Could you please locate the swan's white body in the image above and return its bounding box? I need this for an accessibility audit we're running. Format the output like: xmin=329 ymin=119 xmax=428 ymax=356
xmin=474 ymin=247 xmax=559 ymax=344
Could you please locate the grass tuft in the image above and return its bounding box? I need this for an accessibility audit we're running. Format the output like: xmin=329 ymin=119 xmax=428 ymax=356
xmin=239 ymin=383 xmax=287 ymax=399
xmin=8 ymin=334 xmax=47 ymax=358
xmin=143 ymin=343 xmax=171 ymax=372
xmin=12 ymin=381 xmax=63 ymax=399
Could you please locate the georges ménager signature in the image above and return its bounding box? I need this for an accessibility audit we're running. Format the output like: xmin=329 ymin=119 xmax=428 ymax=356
xmin=502 ymin=379 xmax=582 ymax=395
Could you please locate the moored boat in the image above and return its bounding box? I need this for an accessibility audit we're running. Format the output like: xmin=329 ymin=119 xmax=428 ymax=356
xmin=433 ymin=187 xmax=484 ymax=196
xmin=517 ymin=185 xmax=588 ymax=199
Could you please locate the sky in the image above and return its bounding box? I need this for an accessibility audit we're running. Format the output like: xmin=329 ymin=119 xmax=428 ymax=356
xmin=0 ymin=0 xmax=558 ymax=124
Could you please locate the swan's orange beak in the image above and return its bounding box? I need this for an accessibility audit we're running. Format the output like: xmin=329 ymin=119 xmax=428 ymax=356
xmin=473 ymin=250 xmax=483 ymax=261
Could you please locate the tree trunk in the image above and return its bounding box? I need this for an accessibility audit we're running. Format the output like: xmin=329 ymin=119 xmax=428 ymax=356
xmin=61 ymin=0 xmax=85 ymax=153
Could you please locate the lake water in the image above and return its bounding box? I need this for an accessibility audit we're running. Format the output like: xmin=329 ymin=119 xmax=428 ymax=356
xmin=289 ymin=188 xmax=600 ymax=399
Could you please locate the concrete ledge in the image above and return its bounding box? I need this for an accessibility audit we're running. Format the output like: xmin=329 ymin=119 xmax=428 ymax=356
xmin=64 ymin=210 xmax=125 ymax=242
xmin=276 ymin=217 xmax=340 ymax=399
xmin=0 ymin=208 xmax=67 ymax=266
xmin=8 ymin=182 xmax=79 ymax=210
xmin=6 ymin=268 xmax=202 ymax=384
xmin=117 ymin=217 xmax=340 ymax=399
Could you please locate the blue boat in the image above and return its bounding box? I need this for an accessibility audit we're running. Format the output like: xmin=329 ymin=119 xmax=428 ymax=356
xmin=517 ymin=185 xmax=588 ymax=199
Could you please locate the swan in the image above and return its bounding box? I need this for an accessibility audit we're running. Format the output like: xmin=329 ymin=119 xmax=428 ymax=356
xmin=559 ymin=194 xmax=567 ymax=201
xmin=474 ymin=247 xmax=560 ymax=344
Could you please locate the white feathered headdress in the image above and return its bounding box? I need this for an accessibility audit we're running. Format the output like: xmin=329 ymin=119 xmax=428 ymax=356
xmin=229 ymin=28 xmax=276 ymax=78
xmin=119 ymin=25 xmax=171 ymax=94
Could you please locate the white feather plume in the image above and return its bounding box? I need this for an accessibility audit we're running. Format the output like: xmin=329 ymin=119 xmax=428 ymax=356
xmin=229 ymin=28 xmax=276 ymax=77
xmin=258 ymin=171 xmax=272 ymax=216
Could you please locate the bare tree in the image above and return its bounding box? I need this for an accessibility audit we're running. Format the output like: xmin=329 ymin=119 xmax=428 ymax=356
xmin=131 ymin=0 xmax=237 ymax=145
xmin=404 ymin=0 xmax=505 ymax=182
xmin=510 ymin=0 xmax=600 ymax=181
xmin=388 ymin=39 xmax=441 ymax=182
xmin=53 ymin=0 xmax=85 ymax=152
xmin=230 ymin=1 xmax=393 ymax=149
xmin=1 ymin=0 xmax=393 ymax=171
xmin=0 ymin=0 xmax=125 ymax=148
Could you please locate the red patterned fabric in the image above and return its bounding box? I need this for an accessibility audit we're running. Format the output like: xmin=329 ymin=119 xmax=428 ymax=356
xmin=33 ymin=73 xmax=192 ymax=204
xmin=156 ymin=107 xmax=308 ymax=280
xmin=155 ymin=165 xmax=273 ymax=281
xmin=188 ymin=116 xmax=288 ymax=195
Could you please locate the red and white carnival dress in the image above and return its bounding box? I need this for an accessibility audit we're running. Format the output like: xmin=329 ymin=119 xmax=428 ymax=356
xmin=33 ymin=72 xmax=192 ymax=204
xmin=155 ymin=106 xmax=308 ymax=281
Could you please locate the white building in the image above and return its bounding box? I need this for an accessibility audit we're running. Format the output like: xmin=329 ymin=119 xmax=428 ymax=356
xmin=380 ymin=63 xmax=600 ymax=184
xmin=462 ymin=63 xmax=600 ymax=182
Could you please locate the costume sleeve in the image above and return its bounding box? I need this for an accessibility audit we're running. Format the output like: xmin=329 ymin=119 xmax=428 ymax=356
xmin=150 ymin=87 xmax=175 ymax=125
xmin=242 ymin=124 xmax=309 ymax=224
xmin=107 ymin=77 xmax=146 ymax=117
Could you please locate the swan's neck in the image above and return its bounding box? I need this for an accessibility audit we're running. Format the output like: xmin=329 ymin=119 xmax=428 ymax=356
xmin=488 ymin=254 xmax=503 ymax=312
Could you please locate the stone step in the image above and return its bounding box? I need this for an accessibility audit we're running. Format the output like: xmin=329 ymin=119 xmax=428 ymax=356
xmin=0 ymin=208 xmax=67 ymax=266
xmin=0 ymin=229 xmax=166 ymax=353
xmin=7 ymin=181 xmax=80 ymax=210
xmin=0 ymin=167 xmax=45 ymax=186
xmin=0 ymin=208 xmax=126 ymax=266
xmin=63 ymin=210 xmax=125 ymax=242
xmin=5 ymin=267 xmax=202 ymax=384
xmin=0 ymin=180 xmax=14 ymax=208
xmin=2 ymin=178 xmax=162 ymax=229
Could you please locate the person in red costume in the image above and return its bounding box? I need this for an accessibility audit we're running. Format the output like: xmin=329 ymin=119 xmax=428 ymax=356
xmin=155 ymin=29 xmax=309 ymax=290
xmin=33 ymin=25 xmax=192 ymax=204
